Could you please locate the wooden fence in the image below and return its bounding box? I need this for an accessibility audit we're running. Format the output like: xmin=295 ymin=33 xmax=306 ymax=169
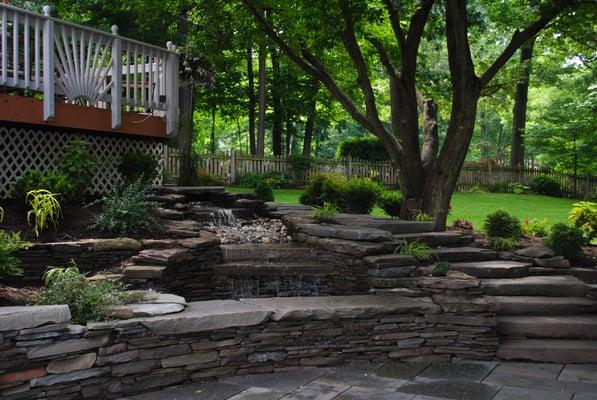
xmin=164 ymin=148 xmax=596 ymax=199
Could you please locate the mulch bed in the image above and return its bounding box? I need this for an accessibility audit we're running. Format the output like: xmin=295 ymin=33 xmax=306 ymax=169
xmin=0 ymin=283 xmax=42 ymax=306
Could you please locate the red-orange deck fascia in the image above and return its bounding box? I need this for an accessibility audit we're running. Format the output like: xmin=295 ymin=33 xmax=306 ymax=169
xmin=0 ymin=94 xmax=168 ymax=139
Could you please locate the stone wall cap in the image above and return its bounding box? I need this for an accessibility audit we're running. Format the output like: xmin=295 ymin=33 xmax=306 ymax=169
xmin=0 ymin=305 xmax=71 ymax=332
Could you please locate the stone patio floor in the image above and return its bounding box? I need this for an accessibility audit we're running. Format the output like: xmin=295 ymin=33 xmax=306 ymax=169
xmin=120 ymin=360 xmax=597 ymax=400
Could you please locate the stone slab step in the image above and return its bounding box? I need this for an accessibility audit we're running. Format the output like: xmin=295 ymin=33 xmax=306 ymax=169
xmin=86 ymin=273 xmax=124 ymax=283
xmin=123 ymin=266 xmax=167 ymax=280
xmin=497 ymin=315 xmax=597 ymax=339
xmin=214 ymin=261 xmax=333 ymax=276
xmin=529 ymin=267 xmax=597 ymax=283
xmin=393 ymin=231 xmax=474 ymax=248
xmin=220 ymin=243 xmax=318 ymax=262
xmin=587 ymin=284 xmax=597 ymax=299
xmin=481 ymin=275 xmax=586 ymax=297
xmin=430 ymin=247 xmax=498 ymax=262
xmin=131 ymin=248 xmax=194 ymax=266
xmin=497 ymin=338 xmax=597 ymax=363
xmin=330 ymin=215 xmax=435 ymax=234
xmin=297 ymin=223 xmax=394 ymax=242
xmin=493 ymin=296 xmax=597 ymax=315
xmin=449 ymin=260 xmax=529 ymax=278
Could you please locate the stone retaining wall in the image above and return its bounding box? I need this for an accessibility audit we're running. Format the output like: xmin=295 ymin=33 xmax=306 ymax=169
xmin=0 ymin=295 xmax=497 ymax=400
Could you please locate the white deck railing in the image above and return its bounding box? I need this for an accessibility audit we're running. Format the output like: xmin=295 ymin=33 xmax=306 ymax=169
xmin=0 ymin=4 xmax=179 ymax=135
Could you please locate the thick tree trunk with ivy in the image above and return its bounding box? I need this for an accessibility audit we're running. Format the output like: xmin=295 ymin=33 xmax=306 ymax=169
xmin=177 ymin=85 xmax=196 ymax=186
xmin=243 ymin=0 xmax=575 ymax=230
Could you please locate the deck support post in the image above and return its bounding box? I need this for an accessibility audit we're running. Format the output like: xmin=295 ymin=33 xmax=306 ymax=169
xmin=111 ymin=25 xmax=122 ymax=129
xmin=42 ymin=5 xmax=54 ymax=121
xmin=165 ymin=41 xmax=179 ymax=136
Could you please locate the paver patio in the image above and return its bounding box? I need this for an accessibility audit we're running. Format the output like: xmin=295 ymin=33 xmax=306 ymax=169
xmin=120 ymin=361 xmax=597 ymax=400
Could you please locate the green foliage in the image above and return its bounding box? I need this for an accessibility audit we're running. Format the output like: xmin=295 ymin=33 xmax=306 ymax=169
xmin=12 ymin=170 xmax=74 ymax=202
xmin=377 ymin=191 xmax=403 ymax=218
xmin=0 ymin=230 xmax=29 ymax=279
xmin=530 ymin=174 xmax=563 ymax=197
xmin=413 ymin=211 xmax=434 ymax=222
xmin=195 ymin=169 xmax=225 ymax=186
xmin=568 ymin=201 xmax=596 ymax=240
xmin=509 ymin=183 xmax=530 ymax=194
xmin=432 ymin=261 xmax=451 ymax=277
xmin=521 ymin=218 xmax=550 ymax=237
xmin=254 ymin=181 xmax=274 ymax=202
xmin=489 ymin=237 xmax=518 ymax=251
xmin=239 ymin=171 xmax=288 ymax=188
xmin=26 ymin=190 xmax=62 ymax=237
xmin=545 ymin=223 xmax=587 ymax=260
xmin=337 ymin=136 xmax=389 ymax=161
xmin=58 ymin=140 xmax=96 ymax=199
xmin=396 ymin=240 xmax=432 ymax=261
xmin=299 ymin=173 xmax=347 ymax=209
xmin=117 ymin=151 xmax=159 ymax=185
xmin=313 ymin=202 xmax=339 ymax=223
xmin=92 ymin=180 xmax=156 ymax=236
xmin=342 ymin=178 xmax=382 ymax=214
xmin=36 ymin=263 xmax=133 ymax=324
xmin=487 ymin=182 xmax=510 ymax=193
xmin=587 ymin=190 xmax=597 ymax=202
xmin=483 ymin=210 xmax=522 ymax=239
xmin=287 ymin=155 xmax=312 ymax=184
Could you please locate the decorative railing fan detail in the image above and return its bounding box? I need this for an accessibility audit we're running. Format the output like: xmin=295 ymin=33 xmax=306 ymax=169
xmin=0 ymin=4 xmax=179 ymax=134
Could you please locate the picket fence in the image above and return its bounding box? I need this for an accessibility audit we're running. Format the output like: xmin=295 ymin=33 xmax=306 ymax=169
xmin=164 ymin=148 xmax=596 ymax=199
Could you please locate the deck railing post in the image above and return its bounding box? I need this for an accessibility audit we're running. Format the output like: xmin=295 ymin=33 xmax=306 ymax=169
xmin=165 ymin=42 xmax=179 ymax=135
xmin=42 ymin=5 xmax=54 ymax=121
xmin=110 ymin=25 xmax=122 ymax=129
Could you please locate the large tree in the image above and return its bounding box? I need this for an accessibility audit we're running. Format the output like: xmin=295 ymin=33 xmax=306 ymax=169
xmin=242 ymin=0 xmax=582 ymax=229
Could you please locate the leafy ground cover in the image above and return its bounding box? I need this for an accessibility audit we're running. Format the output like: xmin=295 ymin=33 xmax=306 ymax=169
xmin=227 ymin=187 xmax=577 ymax=232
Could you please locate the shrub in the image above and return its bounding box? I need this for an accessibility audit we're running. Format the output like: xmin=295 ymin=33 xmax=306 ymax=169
xmin=0 ymin=230 xmax=29 ymax=279
xmin=342 ymin=178 xmax=382 ymax=214
xmin=586 ymin=190 xmax=597 ymax=202
xmin=239 ymin=171 xmax=288 ymax=188
xmin=521 ymin=218 xmax=550 ymax=237
xmin=300 ymin=173 xmax=347 ymax=209
xmin=487 ymin=182 xmax=510 ymax=193
xmin=545 ymin=223 xmax=587 ymax=260
xmin=483 ymin=210 xmax=522 ymax=239
xmin=11 ymin=170 xmax=74 ymax=202
xmin=26 ymin=190 xmax=62 ymax=237
xmin=195 ymin=169 xmax=225 ymax=186
xmin=287 ymin=155 xmax=312 ymax=184
xmin=489 ymin=237 xmax=518 ymax=251
xmin=117 ymin=151 xmax=159 ymax=185
xmin=337 ymin=135 xmax=390 ymax=161
xmin=509 ymin=183 xmax=530 ymax=194
xmin=36 ymin=263 xmax=134 ymax=324
xmin=313 ymin=202 xmax=338 ymax=223
xmin=254 ymin=181 xmax=274 ymax=202
xmin=568 ymin=201 xmax=596 ymax=241
xmin=530 ymin=174 xmax=563 ymax=197
xmin=59 ymin=140 xmax=96 ymax=199
xmin=432 ymin=261 xmax=451 ymax=277
xmin=92 ymin=180 xmax=156 ymax=236
xmin=396 ymin=240 xmax=432 ymax=261
xmin=377 ymin=191 xmax=403 ymax=218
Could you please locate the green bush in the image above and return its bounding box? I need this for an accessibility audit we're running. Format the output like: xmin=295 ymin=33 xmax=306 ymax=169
xmin=117 ymin=151 xmax=159 ymax=185
xmin=521 ymin=218 xmax=550 ymax=237
xmin=300 ymin=173 xmax=347 ymax=209
xmin=487 ymin=182 xmax=510 ymax=193
xmin=0 ymin=230 xmax=30 ymax=279
xmin=255 ymin=181 xmax=274 ymax=202
xmin=342 ymin=178 xmax=382 ymax=214
xmin=509 ymin=183 xmax=530 ymax=194
xmin=432 ymin=261 xmax=451 ymax=277
xmin=11 ymin=170 xmax=74 ymax=202
xmin=36 ymin=263 xmax=135 ymax=324
xmin=239 ymin=171 xmax=288 ymax=188
xmin=313 ymin=202 xmax=338 ymax=223
xmin=92 ymin=180 xmax=156 ymax=236
xmin=377 ymin=191 xmax=403 ymax=218
xmin=195 ymin=170 xmax=225 ymax=186
xmin=337 ymin=135 xmax=390 ymax=161
xmin=483 ymin=210 xmax=522 ymax=239
xmin=59 ymin=140 xmax=96 ymax=199
xmin=568 ymin=201 xmax=596 ymax=241
xmin=489 ymin=237 xmax=518 ymax=251
xmin=287 ymin=155 xmax=312 ymax=184
xmin=545 ymin=223 xmax=587 ymax=260
xmin=530 ymin=174 xmax=563 ymax=197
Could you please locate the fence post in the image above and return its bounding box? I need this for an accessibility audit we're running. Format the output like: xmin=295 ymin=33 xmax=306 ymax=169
xmin=42 ymin=5 xmax=55 ymax=121
xmin=347 ymin=156 xmax=352 ymax=179
xmin=110 ymin=25 xmax=122 ymax=129
xmin=230 ymin=149 xmax=236 ymax=185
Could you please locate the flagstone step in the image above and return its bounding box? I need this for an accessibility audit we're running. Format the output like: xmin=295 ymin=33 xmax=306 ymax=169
xmin=449 ymin=260 xmax=530 ymax=278
xmin=220 ymin=243 xmax=318 ymax=262
xmin=529 ymin=267 xmax=597 ymax=283
xmin=481 ymin=275 xmax=586 ymax=297
xmin=430 ymin=247 xmax=498 ymax=263
xmin=392 ymin=231 xmax=474 ymax=248
xmin=122 ymin=265 xmax=167 ymax=280
xmin=497 ymin=338 xmax=597 ymax=363
xmin=497 ymin=315 xmax=597 ymax=339
xmin=493 ymin=296 xmax=597 ymax=315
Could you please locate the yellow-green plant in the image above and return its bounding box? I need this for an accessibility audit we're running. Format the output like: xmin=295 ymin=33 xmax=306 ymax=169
xmin=26 ymin=189 xmax=62 ymax=237
xmin=395 ymin=240 xmax=433 ymax=261
xmin=0 ymin=206 xmax=4 ymax=223
xmin=569 ymin=201 xmax=596 ymax=240
xmin=313 ymin=202 xmax=339 ymax=222
xmin=413 ymin=210 xmax=434 ymax=222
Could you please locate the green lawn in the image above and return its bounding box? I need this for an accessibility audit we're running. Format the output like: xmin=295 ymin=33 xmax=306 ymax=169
xmin=227 ymin=187 xmax=577 ymax=231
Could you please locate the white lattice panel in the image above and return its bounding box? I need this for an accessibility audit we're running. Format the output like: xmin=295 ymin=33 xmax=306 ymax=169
xmin=0 ymin=126 xmax=163 ymax=199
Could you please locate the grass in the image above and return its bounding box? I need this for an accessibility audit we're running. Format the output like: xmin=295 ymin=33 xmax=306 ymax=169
xmin=227 ymin=187 xmax=577 ymax=231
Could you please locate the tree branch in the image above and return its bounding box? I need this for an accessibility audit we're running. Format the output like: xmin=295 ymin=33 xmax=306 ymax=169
xmin=479 ymin=0 xmax=576 ymax=88
xmin=402 ymin=0 xmax=435 ymax=77
xmin=382 ymin=0 xmax=406 ymax=51
xmin=367 ymin=36 xmax=401 ymax=79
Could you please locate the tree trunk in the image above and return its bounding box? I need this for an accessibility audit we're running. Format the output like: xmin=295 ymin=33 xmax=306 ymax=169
xmin=480 ymin=111 xmax=490 ymax=160
xmin=510 ymin=38 xmax=535 ymax=169
xmin=496 ymin=124 xmax=504 ymax=164
xmin=247 ymin=47 xmax=256 ymax=155
xmin=302 ymin=80 xmax=318 ymax=157
xmin=271 ymin=48 xmax=283 ymax=156
xmin=210 ymin=99 xmax=216 ymax=154
xmin=256 ymin=43 xmax=267 ymax=157
xmin=177 ymin=85 xmax=196 ymax=186
xmin=285 ymin=118 xmax=293 ymax=155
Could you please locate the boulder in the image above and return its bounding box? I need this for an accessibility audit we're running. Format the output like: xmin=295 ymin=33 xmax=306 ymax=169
xmin=534 ymin=256 xmax=570 ymax=268
xmin=515 ymin=246 xmax=555 ymax=259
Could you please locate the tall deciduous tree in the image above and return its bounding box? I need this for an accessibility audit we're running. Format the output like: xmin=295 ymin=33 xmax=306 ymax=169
xmin=510 ymin=38 xmax=535 ymax=169
xmin=242 ymin=0 xmax=580 ymax=229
